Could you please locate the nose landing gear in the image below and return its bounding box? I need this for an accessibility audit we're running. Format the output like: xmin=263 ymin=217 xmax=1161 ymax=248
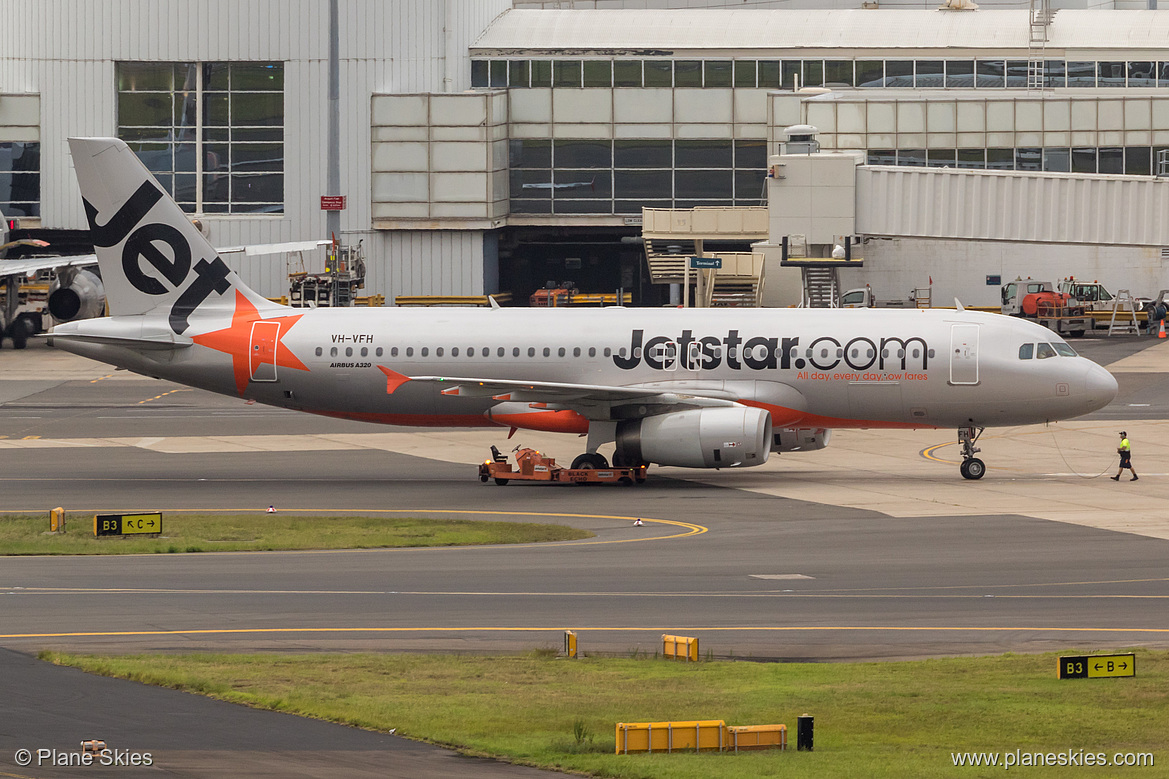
xmin=958 ymin=425 xmax=985 ymax=480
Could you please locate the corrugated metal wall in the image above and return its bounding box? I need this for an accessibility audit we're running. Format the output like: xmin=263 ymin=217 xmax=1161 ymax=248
xmin=858 ymin=166 xmax=1169 ymax=246
xmin=0 ymin=0 xmax=508 ymax=298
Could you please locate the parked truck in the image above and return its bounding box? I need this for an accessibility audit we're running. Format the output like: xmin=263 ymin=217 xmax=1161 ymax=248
xmin=1001 ymin=278 xmax=1092 ymax=337
xmin=840 ymin=285 xmax=918 ymax=308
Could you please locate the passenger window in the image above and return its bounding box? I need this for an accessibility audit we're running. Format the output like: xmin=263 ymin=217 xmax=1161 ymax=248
xmin=436 ymin=347 xmax=444 ymax=357
xmin=483 ymin=347 xmax=490 ymax=357
xmin=330 ymin=347 xmax=338 ymax=357
xmin=512 ymin=347 xmax=519 ymax=357
xmin=360 ymin=347 xmax=368 ymax=357
xmin=421 ymin=347 xmax=429 ymax=357
xmin=573 ymin=347 xmax=581 ymax=357
xmin=497 ymin=347 xmax=504 ymax=357
xmin=528 ymin=347 xmax=535 ymax=357
xmin=589 ymin=347 xmax=596 ymax=357
xmin=1037 ymin=343 xmax=1057 ymax=359
xmin=543 ymin=347 xmax=551 ymax=357
xmin=379 ymin=347 xmax=386 ymax=357
xmin=406 ymin=347 xmax=413 ymax=357
xmin=345 ymin=347 xmax=353 ymax=357
xmin=315 ymin=347 xmax=322 ymax=356
xmin=1019 ymin=343 xmax=1034 ymax=359
xmin=1054 ymin=343 xmax=1077 ymax=357
xmin=558 ymin=347 xmax=566 ymax=357
xmin=451 ymin=347 xmax=458 ymax=356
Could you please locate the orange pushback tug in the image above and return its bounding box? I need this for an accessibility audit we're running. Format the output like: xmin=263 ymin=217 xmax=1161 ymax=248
xmin=479 ymin=446 xmax=648 ymax=486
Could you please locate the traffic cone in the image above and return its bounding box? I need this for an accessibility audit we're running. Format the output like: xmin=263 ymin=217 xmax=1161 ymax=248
xmin=1159 ymin=319 xmax=1166 ymax=339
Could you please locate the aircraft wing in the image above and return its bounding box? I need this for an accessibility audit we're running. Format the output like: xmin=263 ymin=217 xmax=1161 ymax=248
xmin=393 ymin=372 xmax=740 ymax=417
xmin=0 ymin=253 xmax=97 ymax=279
xmin=217 ymin=240 xmax=332 ymax=257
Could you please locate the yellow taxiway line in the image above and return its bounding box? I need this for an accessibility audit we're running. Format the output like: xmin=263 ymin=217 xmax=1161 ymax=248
xmin=4 ymin=625 xmax=1169 ymax=640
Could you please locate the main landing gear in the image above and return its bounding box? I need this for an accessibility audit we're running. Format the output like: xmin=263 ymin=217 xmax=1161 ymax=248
xmin=958 ymin=425 xmax=985 ymax=480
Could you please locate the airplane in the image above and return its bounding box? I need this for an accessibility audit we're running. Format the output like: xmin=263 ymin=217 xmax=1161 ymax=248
xmin=0 ymin=208 xmax=327 ymax=348
xmin=48 ymin=137 xmax=1119 ymax=480
xmin=521 ymin=176 xmax=596 ymax=192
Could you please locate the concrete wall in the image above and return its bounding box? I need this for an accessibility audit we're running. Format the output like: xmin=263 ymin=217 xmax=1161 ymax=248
xmin=841 ymin=237 xmax=1166 ymax=308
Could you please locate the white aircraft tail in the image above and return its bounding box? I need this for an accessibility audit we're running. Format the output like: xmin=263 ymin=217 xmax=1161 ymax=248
xmin=68 ymin=137 xmax=276 ymax=333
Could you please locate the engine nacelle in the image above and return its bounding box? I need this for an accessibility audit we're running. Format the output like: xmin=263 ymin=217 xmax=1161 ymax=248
xmin=48 ymin=269 xmax=105 ymax=321
xmin=771 ymin=427 xmax=831 ymax=452
xmin=615 ymin=407 xmax=772 ymax=468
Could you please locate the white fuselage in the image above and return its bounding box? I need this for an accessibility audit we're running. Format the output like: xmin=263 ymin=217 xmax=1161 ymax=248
xmin=54 ymin=305 xmax=1118 ymax=432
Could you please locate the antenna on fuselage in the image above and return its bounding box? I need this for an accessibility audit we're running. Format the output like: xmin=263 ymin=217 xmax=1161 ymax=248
xmin=954 ymin=298 xmax=966 ymax=312
xmin=488 ymin=295 xmax=501 ymax=310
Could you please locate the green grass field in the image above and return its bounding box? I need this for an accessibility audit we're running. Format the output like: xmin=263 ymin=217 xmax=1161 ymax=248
xmin=0 ymin=513 xmax=591 ymax=554
xmin=45 ymin=649 xmax=1167 ymax=778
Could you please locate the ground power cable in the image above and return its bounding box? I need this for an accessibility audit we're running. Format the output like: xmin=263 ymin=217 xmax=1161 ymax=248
xmin=1049 ymin=428 xmax=1114 ymax=479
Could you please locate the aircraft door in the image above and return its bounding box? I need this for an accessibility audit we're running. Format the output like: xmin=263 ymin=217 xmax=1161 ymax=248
xmin=250 ymin=321 xmax=280 ymax=382
xmin=949 ymin=324 xmax=979 ymax=385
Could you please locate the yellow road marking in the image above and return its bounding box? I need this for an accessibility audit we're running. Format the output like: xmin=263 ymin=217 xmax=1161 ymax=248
xmin=137 ymin=388 xmax=191 ymax=404
xmin=4 ymin=625 xmax=1169 ymax=640
xmin=5 ymin=587 xmax=1168 ymax=600
xmin=89 ymin=372 xmax=117 ymax=383
xmin=921 ymin=442 xmax=957 ymax=464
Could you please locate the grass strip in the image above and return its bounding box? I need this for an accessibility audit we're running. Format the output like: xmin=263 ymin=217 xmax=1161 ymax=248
xmin=44 ymin=649 xmax=1168 ymax=778
xmin=0 ymin=513 xmax=590 ymax=554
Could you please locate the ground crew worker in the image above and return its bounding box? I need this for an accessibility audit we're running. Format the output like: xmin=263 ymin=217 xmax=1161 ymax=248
xmin=1111 ymin=431 xmax=1138 ymax=481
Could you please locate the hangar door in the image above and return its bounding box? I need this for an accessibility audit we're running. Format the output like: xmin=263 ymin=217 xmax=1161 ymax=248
xmin=949 ymin=324 xmax=979 ymax=385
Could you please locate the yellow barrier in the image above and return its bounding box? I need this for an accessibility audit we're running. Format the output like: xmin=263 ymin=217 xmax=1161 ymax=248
xmin=564 ymin=630 xmax=578 ymax=659
xmin=49 ymin=507 xmax=65 ymax=533
xmin=615 ymin=720 xmax=725 ymax=754
xmin=394 ymin=293 xmax=513 ymax=307
xmin=728 ymin=724 xmax=787 ymax=752
xmin=662 ymin=634 xmax=699 ymax=662
xmin=615 ymin=721 xmax=788 ymax=755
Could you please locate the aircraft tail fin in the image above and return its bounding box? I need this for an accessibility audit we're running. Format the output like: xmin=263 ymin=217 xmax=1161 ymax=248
xmin=68 ymin=137 xmax=277 ymax=333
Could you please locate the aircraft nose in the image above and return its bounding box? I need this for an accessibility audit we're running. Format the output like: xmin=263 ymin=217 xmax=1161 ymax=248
xmin=1084 ymin=362 xmax=1119 ymax=410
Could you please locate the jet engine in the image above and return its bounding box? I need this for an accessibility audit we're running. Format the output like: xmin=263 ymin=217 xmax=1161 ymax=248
xmin=48 ymin=269 xmax=105 ymax=322
xmin=771 ymin=427 xmax=831 ymax=452
xmin=614 ymin=407 xmax=772 ymax=468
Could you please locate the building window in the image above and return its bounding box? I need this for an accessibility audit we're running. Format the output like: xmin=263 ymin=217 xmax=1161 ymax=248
xmin=0 ymin=142 xmax=40 ymax=217
xmin=116 ymin=61 xmax=284 ymax=214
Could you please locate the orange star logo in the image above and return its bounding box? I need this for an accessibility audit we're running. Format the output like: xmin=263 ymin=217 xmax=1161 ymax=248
xmin=190 ymin=291 xmax=309 ymax=395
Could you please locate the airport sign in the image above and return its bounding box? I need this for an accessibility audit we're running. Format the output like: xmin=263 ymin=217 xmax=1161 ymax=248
xmin=1058 ymin=653 xmax=1135 ymax=679
xmin=94 ymin=512 xmax=163 ymax=537
xmin=690 ymin=256 xmax=722 ymax=269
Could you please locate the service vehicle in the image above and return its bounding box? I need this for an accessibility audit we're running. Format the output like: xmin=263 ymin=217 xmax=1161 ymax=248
xmin=479 ymin=445 xmax=648 ymax=486
xmin=1001 ymin=278 xmax=1092 ymax=337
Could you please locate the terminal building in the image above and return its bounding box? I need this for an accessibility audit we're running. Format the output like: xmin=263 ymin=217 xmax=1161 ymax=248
xmin=3 ymin=0 xmax=1169 ymax=307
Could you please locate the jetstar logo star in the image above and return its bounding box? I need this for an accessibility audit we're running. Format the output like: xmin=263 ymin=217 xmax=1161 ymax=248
xmin=190 ymin=291 xmax=309 ymax=395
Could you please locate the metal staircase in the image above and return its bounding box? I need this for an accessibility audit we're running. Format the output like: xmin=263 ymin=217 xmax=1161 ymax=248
xmin=801 ymin=266 xmax=841 ymax=308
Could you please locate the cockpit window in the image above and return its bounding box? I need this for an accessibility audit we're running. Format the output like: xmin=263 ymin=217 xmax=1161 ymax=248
xmin=1036 ymin=343 xmax=1058 ymax=359
xmin=1018 ymin=343 xmax=1034 ymax=360
xmin=1053 ymin=342 xmax=1077 ymax=357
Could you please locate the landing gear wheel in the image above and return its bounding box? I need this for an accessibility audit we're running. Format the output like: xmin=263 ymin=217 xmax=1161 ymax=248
xmin=494 ymin=478 xmax=510 ymax=486
xmin=10 ymin=318 xmax=30 ymax=350
xmin=960 ymin=458 xmax=986 ymax=480
xmin=571 ymin=452 xmax=609 ymax=470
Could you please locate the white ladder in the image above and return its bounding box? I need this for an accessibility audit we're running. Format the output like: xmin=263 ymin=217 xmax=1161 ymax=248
xmin=1107 ymin=290 xmax=1142 ymax=337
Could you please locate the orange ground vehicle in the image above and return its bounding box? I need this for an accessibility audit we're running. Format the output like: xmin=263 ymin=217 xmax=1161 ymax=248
xmin=479 ymin=446 xmax=648 ymax=486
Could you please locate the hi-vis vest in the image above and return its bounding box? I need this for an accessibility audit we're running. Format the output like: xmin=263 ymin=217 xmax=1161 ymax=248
xmin=1120 ymin=437 xmax=1132 ymax=452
